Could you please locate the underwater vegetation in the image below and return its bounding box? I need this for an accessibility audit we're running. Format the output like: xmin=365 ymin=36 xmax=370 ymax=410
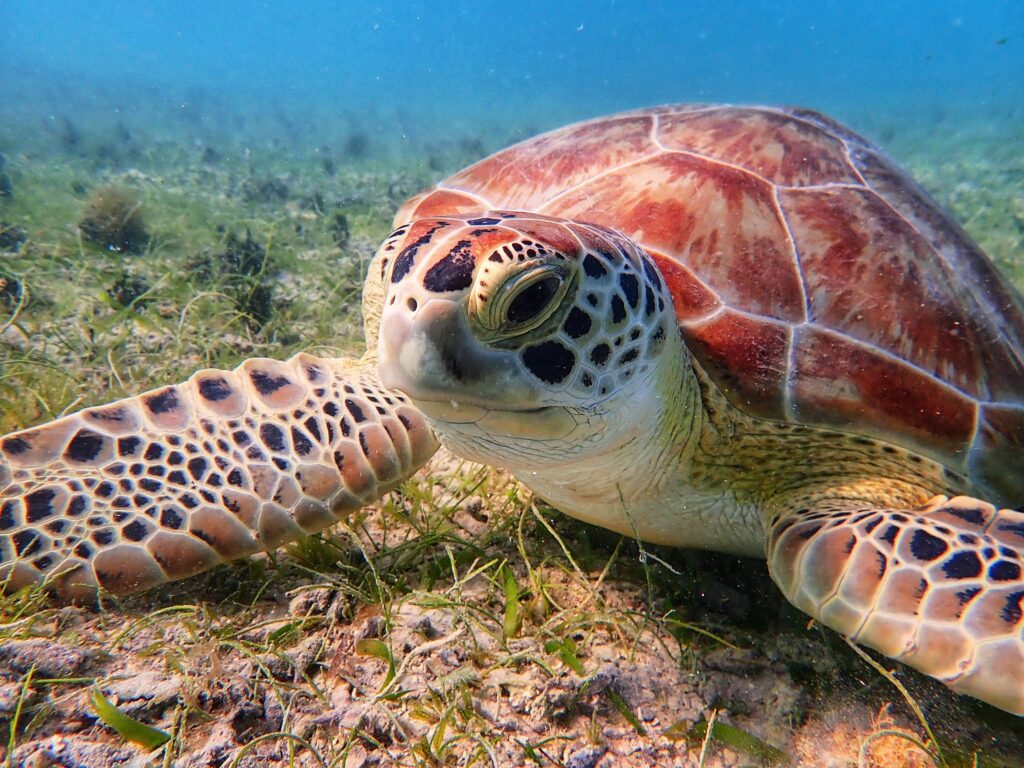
xmin=241 ymin=175 xmax=289 ymax=203
xmin=105 ymin=272 xmax=151 ymax=309
xmin=0 ymin=156 xmax=11 ymax=199
xmin=0 ymin=221 xmax=26 ymax=252
xmin=77 ymin=185 xmax=149 ymax=254
xmin=186 ymin=229 xmax=276 ymax=329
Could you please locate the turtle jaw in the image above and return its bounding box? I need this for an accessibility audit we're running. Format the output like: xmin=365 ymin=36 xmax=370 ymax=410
xmin=377 ymin=296 xmax=579 ymax=441
xmin=378 ymin=296 xmax=531 ymax=407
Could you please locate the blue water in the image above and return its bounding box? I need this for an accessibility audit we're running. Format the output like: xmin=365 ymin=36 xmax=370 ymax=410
xmin=1 ymin=0 xmax=1021 ymax=140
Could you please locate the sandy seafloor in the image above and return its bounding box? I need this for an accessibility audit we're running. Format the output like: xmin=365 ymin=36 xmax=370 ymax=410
xmin=0 ymin=76 xmax=1023 ymax=767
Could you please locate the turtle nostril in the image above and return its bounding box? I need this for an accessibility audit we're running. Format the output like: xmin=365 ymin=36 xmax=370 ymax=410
xmin=407 ymin=298 xmax=418 ymax=312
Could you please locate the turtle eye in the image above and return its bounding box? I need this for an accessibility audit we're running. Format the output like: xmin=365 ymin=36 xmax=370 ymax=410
xmin=472 ymin=265 xmax=575 ymax=343
xmin=506 ymin=275 xmax=561 ymax=325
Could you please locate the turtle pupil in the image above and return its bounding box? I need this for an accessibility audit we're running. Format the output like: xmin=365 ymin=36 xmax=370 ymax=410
xmin=507 ymin=277 xmax=560 ymax=324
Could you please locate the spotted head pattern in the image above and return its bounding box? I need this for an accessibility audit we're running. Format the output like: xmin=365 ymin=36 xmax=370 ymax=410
xmin=375 ymin=212 xmax=675 ymax=414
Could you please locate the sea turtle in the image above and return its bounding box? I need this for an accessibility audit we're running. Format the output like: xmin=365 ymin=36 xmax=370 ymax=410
xmin=1 ymin=105 xmax=1022 ymax=715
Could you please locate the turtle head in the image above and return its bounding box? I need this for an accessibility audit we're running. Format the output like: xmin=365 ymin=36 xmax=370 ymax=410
xmin=376 ymin=212 xmax=679 ymax=468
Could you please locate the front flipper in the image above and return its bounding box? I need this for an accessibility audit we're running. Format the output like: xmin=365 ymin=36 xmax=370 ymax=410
xmin=767 ymin=495 xmax=1024 ymax=715
xmin=0 ymin=354 xmax=438 ymax=601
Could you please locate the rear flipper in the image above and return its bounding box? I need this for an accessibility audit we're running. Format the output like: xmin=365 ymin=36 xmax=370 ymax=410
xmin=0 ymin=354 xmax=438 ymax=601
xmin=767 ymin=495 xmax=1024 ymax=715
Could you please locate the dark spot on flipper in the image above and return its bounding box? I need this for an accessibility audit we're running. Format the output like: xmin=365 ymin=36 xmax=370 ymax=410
xmin=92 ymin=529 xmax=115 ymax=545
xmin=249 ymin=370 xmax=292 ymax=396
xmin=955 ymin=587 xmax=981 ymax=606
xmin=358 ymin=432 xmax=370 ymax=457
xmin=945 ymin=505 xmax=988 ymax=526
xmin=1002 ymin=591 xmax=1024 ymax=625
xmin=2 ymin=436 xmax=30 ymax=456
xmin=12 ymin=529 xmax=42 ymax=557
xmin=997 ymin=521 xmax=1024 ymax=540
xmin=879 ymin=525 xmax=899 ymax=544
xmin=290 ymin=427 xmax=314 ymax=456
xmin=85 ymin=406 xmax=130 ymax=424
xmin=863 ymin=516 xmax=882 ymax=533
xmin=24 ymin=488 xmax=57 ymax=523
xmin=942 ymin=550 xmax=982 ymax=579
xmin=522 ymin=341 xmax=575 ymax=385
xmin=909 ymin=529 xmax=948 ymax=562
xmin=144 ymin=387 xmax=179 ymax=415
xmin=259 ymin=424 xmax=287 ymax=453
xmin=345 ymin=399 xmax=367 ymax=423
xmin=590 ymin=344 xmax=610 ymax=366
xmin=797 ymin=524 xmax=822 ymax=540
xmin=117 ymin=436 xmax=142 ymax=457
xmin=65 ymin=429 xmax=106 ymax=463
xmin=198 ymin=376 xmax=234 ymax=401
xmin=989 ymin=560 xmax=1022 ymax=582
xmin=122 ymin=520 xmax=150 ymax=542
xmin=190 ymin=527 xmax=219 ymax=548
xmin=303 ymin=417 xmax=322 ymax=443
xmin=187 ymin=457 xmax=208 ymax=481
xmin=301 ymin=362 xmax=323 ymax=383
xmin=0 ymin=501 xmax=17 ymax=530
xmin=424 ymin=239 xmax=475 ymax=293
xmin=67 ymin=496 xmax=86 ymax=516
xmin=874 ymin=550 xmax=887 ymax=577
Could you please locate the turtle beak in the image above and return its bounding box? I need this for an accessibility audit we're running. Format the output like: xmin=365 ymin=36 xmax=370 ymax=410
xmin=378 ymin=298 xmax=528 ymax=414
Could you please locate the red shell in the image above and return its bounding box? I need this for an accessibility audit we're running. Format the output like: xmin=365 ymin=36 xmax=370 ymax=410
xmin=397 ymin=105 xmax=1024 ymax=504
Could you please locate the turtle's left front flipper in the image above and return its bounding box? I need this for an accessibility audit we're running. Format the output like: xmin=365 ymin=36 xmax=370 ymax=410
xmin=767 ymin=494 xmax=1024 ymax=715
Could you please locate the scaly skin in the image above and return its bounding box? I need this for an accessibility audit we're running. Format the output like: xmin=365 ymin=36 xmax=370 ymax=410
xmin=0 ymin=354 xmax=437 ymax=601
